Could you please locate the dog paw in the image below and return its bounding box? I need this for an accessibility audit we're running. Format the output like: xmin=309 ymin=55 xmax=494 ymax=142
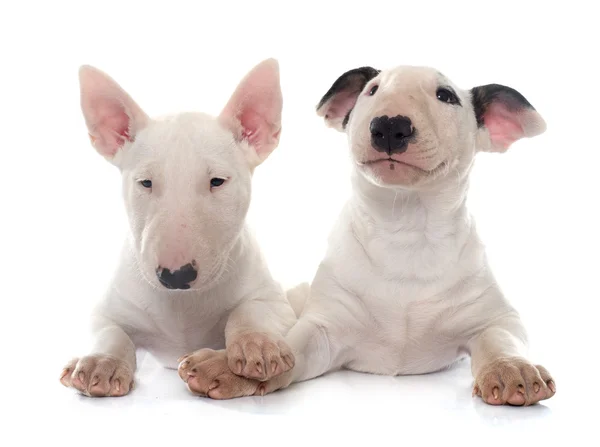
xmin=59 ymin=355 xmax=134 ymax=397
xmin=178 ymin=349 xmax=260 ymax=399
xmin=226 ymin=332 xmax=295 ymax=381
xmin=473 ymin=357 xmax=555 ymax=406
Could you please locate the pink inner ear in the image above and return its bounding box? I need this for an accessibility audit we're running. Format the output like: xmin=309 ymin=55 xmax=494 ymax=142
xmin=79 ymin=65 xmax=148 ymax=160
xmin=239 ymin=108 xmax=280 ymax=151
xmin=483 ymin=103 xmax=526 ymax=152
xmin=323 ymin=90 xmax=360 ymax=122
xmin=219 ymin=59 xmax=282 ymax=164
xmin=89 ymin=101 xmax=132 ymax=156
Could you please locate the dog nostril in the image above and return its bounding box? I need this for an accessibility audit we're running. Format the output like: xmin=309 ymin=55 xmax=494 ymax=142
xmin=370 ymin=115 xmax=413 ymax=154
xmin=156 ymin=262 xmax=198 ymax=290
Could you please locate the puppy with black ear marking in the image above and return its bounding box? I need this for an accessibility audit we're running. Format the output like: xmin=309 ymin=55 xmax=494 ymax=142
xmin=201 ymin=65 xmax=555 ymax=406
xmin=59 ymin=59 xmax=298 ymax=399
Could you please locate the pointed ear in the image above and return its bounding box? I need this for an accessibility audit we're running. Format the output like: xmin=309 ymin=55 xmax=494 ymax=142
xmin=316 ymin=67 xmax=380 ymax=132
xmin=219 ymin=58 xmax=283 ymax=166
xmin=79 ymin=65 xmax=149 ymax=161
xmin=471 ymin=84 xmax=546 ymax=152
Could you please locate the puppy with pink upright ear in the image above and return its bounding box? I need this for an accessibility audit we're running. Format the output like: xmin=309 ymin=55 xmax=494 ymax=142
xmin=60 ymin=59 xmax=297 ymax=398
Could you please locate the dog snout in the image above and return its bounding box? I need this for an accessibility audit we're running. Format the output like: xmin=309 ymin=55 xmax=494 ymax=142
xmin=156 ymin=261 xmax=198 ymax=290
xmin=370 ymin=115 xmax=414 ymax=155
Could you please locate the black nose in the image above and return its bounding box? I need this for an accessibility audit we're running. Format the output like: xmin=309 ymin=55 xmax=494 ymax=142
xmin=370 ymin=115 xmax=414 ymax=155
xmin=156 ymin=263 xmax=198 ymax=290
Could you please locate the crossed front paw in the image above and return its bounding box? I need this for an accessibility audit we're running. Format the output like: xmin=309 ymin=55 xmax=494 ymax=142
xmin=60 ymin=355 xmax=134 ymax=397
xmin=473 ymin=357 xmax=556 ymax=406
xmin=178 ymin=349 xmax=262 ymax=399
xmin=226 ymin=332 xmax=294 ymax=381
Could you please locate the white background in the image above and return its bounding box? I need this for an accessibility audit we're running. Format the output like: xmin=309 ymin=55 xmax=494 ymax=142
xmin=1 ymin=0 xmax=598 ymax=445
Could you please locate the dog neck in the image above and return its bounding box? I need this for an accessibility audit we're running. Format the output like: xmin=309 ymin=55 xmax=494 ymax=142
xmin=349 ymin=168 xmax=471 ymax=235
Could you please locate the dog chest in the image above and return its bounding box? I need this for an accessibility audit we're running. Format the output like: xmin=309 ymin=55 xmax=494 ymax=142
xmin=124 ymin=292 xmax=232 ymax=367
xmin=360 ymin=291 xmax=464 ymax=373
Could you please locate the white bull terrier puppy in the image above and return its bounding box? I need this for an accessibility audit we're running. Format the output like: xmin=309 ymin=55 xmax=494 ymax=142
xmin=184 ymin=65 xmax=556 ymax=406
xmin=60 ymin=59 xmax=297 ymax=398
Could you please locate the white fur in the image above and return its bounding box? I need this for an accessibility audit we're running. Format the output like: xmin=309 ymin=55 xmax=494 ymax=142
xmin=270 ymin=66 xmax=553 ymax=405
xmin=60 ymin=59 xmax=297 ymax=396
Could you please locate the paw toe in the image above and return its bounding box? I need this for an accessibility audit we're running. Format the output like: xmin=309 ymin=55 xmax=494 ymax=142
xmin=110 ymin=376 xmax=133 ymax=397
xmin=506 ymin=389 xmax=526 ymax=406
xmin=483 ymin=386 xmax=504 ymax=405
xmin=277 ymin=341 xmax=295 ymax=370
xmin=186 ymin=376 xmax=207 ymax=396
xmin=227 ymin=344 xmax=245 ymax=375
xmin=89 ymin=379 xmax=111 ymax=397
xmin=59 ymin=368 xmax=73 ymax=387
xmin=270 ymin=360 xmax=279 ymax=376
xmin=282 ymin=353 xmax=295 ymax=370
xmin=71 ymin=372 xmax=88 ymax=392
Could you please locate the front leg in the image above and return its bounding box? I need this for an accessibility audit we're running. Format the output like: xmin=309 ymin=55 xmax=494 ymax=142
xmin=468 ymin=316 xmax=556 ymax=406
xmin=224 ymin=292 xmax=297 ymax=381
xmin=59 ymin=315 xmax=136 ymax=397
xmin=178 ymin=289 xmax=297 ymax=398
xmin=178 ymin=316 xmax=338 ymax=399
xmin=177 ymin=279 xmax=354 ymax=399
xmin=251 ymin=315 xmax=341 ymax=395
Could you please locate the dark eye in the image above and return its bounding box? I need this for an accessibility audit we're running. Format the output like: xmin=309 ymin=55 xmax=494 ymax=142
xmin=436 ymin=88 xmax=460 ymax=105
xmin=210 ymin=178 xmax=226 ymax=188
xmin=368 ymin=85 xmax=379 ymax=96
xmin=139 ymin=179 xmax=152 ymax=188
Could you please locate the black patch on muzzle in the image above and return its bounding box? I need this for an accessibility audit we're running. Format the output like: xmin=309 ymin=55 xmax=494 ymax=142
xmin=157 ymin=263 xmax=198 ymax=290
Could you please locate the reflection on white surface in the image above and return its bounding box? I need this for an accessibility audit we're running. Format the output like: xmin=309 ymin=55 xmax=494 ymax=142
xmin=16 ymin=349 xmax=580 ymax=447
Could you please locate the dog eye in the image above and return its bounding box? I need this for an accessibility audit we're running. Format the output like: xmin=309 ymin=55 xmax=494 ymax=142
xmin=436 ymin=88 xmax=460 ymax=105
xmin=368 ymin=85 xmax=379 ymax=96
xmin=210 ymin=178 xmax=226 ymax=188
xmin=139 ymin=179 xmax=152 ymax=188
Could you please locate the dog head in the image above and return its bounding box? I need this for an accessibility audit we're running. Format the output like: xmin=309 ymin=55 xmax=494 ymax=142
xmin=317 ymin=65 xmax=546 ymax=189
xmin=79 ymin=59 xmax=282 ymax=290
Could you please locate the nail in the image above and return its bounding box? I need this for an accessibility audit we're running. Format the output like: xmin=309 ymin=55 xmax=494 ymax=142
xmin=59 ymin=369 xmax=70 ymax=381
xmin=472 ymin=386 xmax=479 ymax=397
xmin=493 ymin=387 xmax=499 ymax=400
xmin=518 ymin=384 xmax=525 ymax=394
xmin=236 ymin=360 xmax=243 ymax=374
xmin=284 ymin=355 xmax=294 ymax=369
xmin=256 ymin=362 xmax=263 ymax=375
xmin=91 ymin=376 xmax=100 ymax=387
xmin=534 ymin=382 xmax=540 ymax=393
xmin=78 ymin=372 xmax=85 ymax=384
xmin=548 ymin=381 xmax=556 ymax=393
xmin=115 ymin=379 xmax=121 ymax=391
xmin=271 ymin=361 xmax=278 ymax=376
